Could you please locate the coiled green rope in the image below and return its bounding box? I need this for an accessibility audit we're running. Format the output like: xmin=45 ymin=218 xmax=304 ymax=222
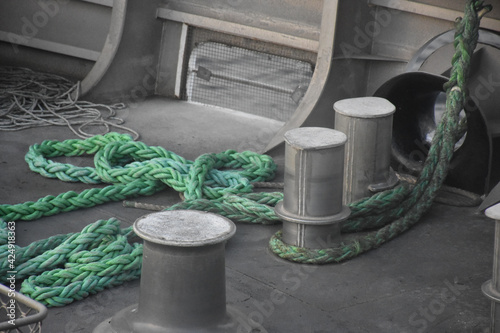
xmin=0 ymin=0 xmax=491 ymax=307
xmin=269 ymin=0 xmax=492 ymax=263
xmin=0 ymin=133 xmax=277 ymax=306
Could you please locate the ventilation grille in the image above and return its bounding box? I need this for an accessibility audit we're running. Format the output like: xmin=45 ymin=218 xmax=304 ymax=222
xmin=182 ymin=29 xmax=315 ymax=122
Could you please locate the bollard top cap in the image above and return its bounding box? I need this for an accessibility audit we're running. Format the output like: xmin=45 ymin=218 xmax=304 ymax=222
xmin=134 ymin=210 xmax=236 ymax=246
xmin=485 ymin=203 xmax=500 ymax=220
xmin=334 ymin=97 xmax=395 ymax=118
xmin=284 ymin=127 xmax=347 ymax=150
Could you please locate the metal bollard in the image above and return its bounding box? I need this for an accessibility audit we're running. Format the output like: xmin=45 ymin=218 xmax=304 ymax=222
xmin=274 ymin=127 xmax=350 ymax=249
xmin=93 ymin=210 xmax=240 ymax=333
xmin=334 ymin=97 xmax=398 ymax=204
xmin=483 ymin=203 xmax=500 ymax=333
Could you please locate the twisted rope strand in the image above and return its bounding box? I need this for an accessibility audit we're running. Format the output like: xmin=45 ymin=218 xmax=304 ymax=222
xmin=0 ymin=0 xmax=490 ymax=306
xmin=0 ymin=133 xmax=277 ymax=306
xmin=0 ymin=67 xmax=139 ymax=139
xmin=268 ymin=0 xmax=491 ymax=264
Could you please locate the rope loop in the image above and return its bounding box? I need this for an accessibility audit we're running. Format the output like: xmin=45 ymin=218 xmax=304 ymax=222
xmin=0 ymin=131 xmax=277 ymax=306
xmin=0 ymin=0 xmax=491 ymax=306
xmin=267 ymin=0 xmax=492 ymax=264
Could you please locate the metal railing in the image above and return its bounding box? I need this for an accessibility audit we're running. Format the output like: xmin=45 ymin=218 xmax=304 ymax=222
xmin=0 ymin=284 xmax=47 ymax=333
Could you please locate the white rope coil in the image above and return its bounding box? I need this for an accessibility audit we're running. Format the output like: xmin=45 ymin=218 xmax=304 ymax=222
xmin=0 ymin=67 xmax=139 ymax=139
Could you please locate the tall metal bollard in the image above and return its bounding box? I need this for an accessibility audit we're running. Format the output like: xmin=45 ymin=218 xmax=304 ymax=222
xmin=93 ymin=210 xmax=240 ymax=333
xmin=483 ymin=203 xmax=500 ymax=333
xmin=334 ymin=97 xmax=398 ymax=204
xmin=275 ymin=127 xmax=350 ymax=249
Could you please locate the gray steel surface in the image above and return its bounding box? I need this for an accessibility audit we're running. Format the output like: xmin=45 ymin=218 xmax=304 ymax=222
xmin=334 ymin=97 xmax=397 ymax=204
xmin=275 ymin=127 xmax=350 ymax=249
xmin=94 ymin=210 xmax=239 ymax=332
xmin=0 ymin=97 xmax=494 ymax=332
xmin=483 ymin=204 xmax=500 ymax=333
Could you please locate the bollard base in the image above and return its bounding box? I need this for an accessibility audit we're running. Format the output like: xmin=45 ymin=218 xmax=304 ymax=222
xmin=483 ymin=280 xmax=500 ymax=333
xmin=93 ymin=211 xmax=243 ymax=333
xmin=93 ymin=304 xmax=252 ymax=333
xmin=275 ymin=201 xmax=350 ymax=249
xmin=368 ymin=168 xmax=399 ymax=193
xmin=483 ymin=280 xmax=500 ymax=303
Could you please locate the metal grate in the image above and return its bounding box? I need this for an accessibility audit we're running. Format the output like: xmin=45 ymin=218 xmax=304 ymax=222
xmin=184 ymin=37 xmax=314 ymax=122
xmin=0 ymin=284 xmax=47 ymax=333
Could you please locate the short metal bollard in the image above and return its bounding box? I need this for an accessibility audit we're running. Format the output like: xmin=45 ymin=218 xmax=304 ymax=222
xmin=93 ymin=210 xmax=240 ymax=333
xmin=483 ymin=203 xmax=500 ymax=333
xmin=274 ymin=127 xmax=350 ymax=249
xmin=334 ymin=97 xmax=398 ymax=204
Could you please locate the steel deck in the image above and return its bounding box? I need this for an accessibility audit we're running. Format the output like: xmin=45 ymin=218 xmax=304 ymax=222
xmin=0 ymin=97 xmax=494 ymax=333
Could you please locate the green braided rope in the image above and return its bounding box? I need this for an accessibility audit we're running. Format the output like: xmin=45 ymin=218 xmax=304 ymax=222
xmin=269 ymin=0 xmax=492 ymax=264
xmin=0 ymin=131 xmax=277 ymax=306
xmin=0 ymin=133 xmax=277 ymax=223
xmin=0 ymin=0 xmax=490 ymax=307
xmin=20 ymin=226 xmax=142 ymax=307
xmin=0 ymin=233 xmax=74 ymax=276
xmin=0 ymin=217 xmax=141 ymax=307
xmin=167 ymin=193 xmax=282 ymax=225
xmin=0 ymin=180 xmax=164 ymax=222
xmin=25 ymin=132 xmax=133 ymax=184
xmin=13 ymin=219 xmax=122 ymax=281
xmin=0 ymin=219 xmax=7 ymax=245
